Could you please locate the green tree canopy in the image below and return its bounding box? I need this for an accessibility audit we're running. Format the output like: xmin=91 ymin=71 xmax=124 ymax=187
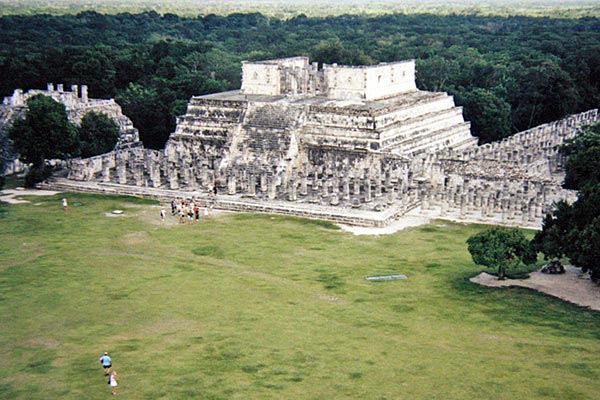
xmin=561 ymin=123 xmax=600 ymax=190
xmin=8 ymin=94 xmax=78 ymax=186
xmin=78 ymin=112 xmax=120 ymax=158
xmin=534 ymin=123 xmax=600 ymax=282
xmin=455 ymin=88 xmax=512 ymax=144
xmin=467 ymin=227 xmax=536 ymax=280
xmin=8 ymin=95 xmax=78 ymax=168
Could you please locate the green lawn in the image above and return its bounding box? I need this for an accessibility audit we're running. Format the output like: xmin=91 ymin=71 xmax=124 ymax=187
xmin=1 ymin=192 xmax=598 ymax=399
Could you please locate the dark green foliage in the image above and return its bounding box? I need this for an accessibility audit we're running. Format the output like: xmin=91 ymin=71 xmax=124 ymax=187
xmin=535 ymin=124 xmax=600 ymax=282
xmin=24 ymin=165 xmax=53 ymax=188
xmin=562 ymin=123 xmax=600 ymax=190
xmin=310 ymin=40 xmax=373 ymax=67
xmin=78 ymin=111 xmax=120 ymax=157
xmin=7 ymin=95 xmax=77 ymax=186
xmin=532 ymin=201 xmax=574 ymax=261
xmin=466 ymin=226 xmax=536 ymax=280
xmin=455 ymin=88 xmax=511 ymax=144
xmin=1 ymin=13 xmax=599 ymax=148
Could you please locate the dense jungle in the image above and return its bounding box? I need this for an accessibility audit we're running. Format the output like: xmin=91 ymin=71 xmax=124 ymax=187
xmin=1 ymin=11 xmax=599 ymax=148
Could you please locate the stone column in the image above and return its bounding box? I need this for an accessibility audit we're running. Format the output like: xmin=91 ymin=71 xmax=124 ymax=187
xmin=247 ymin=174 xmax=256 ymax=196
xmin=227 ymin=172 xmax=236 ymax=195
xmin=300 ymin=164 xmax=308 ymax=196
xmin=459 ymin=193 xmax=467 ymax=219
xmin=375 ymin=173 xmax=383 ymax=198
xmin=364 ymin=174 xmax=372 ymax=203
xmin=117 ymin=160 xmax=127 ymax=185
xmin=353 ymin=174 xmax=361 ymax=196
xmin=268 ymin=175 xmax=277 ymax=200
xmin=134 ymin=162 xmax=144 ymax=186
xmin=101 ymin=156 xmax=111 ymax=182
xmin=342 ymin=174 xmax=350 ymax=201
xmin=288 ymin=170 xmax=297 ymax=201
xmin=331 ymin=173 xmax=339 ymax=197
xmin=260 ymin=172 xmax=268 ymax=193
xmin=169 ymin=163 xmax=179 ymax=190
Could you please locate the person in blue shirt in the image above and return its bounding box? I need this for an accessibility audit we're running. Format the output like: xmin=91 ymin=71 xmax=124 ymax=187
xmin=99 ymin=352 xmax=112 ymax=376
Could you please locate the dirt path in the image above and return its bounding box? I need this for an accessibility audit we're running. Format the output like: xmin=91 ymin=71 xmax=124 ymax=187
xmin=470 ymin=265 xmax=600 ymax=311
xmin=0 ymin=188 xmax=60 ymax=204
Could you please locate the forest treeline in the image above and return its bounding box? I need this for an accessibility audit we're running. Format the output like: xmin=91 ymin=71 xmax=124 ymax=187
xmin=1 ymin=11 xmax=599 ymax=149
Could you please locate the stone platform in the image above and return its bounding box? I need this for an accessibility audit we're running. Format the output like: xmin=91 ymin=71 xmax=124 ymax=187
xmin=39 ymin=177 xmax=409 ymax=227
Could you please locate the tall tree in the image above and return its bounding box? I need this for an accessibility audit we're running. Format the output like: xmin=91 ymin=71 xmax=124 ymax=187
xmin=8 ymin=95 xmax=78 ymax=186
xmin=533 ymin=124 xmax=600 ymax=282
xmin=467 ymin=227 xmax=536 ymax=280
xmin=78 ymin=112 xmax=120 ymax=158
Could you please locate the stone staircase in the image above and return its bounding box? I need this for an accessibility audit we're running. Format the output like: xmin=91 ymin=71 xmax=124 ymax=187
xmin=236 ymin=104 xmax=306 ymax=160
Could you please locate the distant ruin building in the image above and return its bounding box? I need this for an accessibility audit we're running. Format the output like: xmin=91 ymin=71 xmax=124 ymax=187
xmin=0 ymin=83 xmax=140 ymax=173
xmin=15 ymin=57 xmax=600 ymax=227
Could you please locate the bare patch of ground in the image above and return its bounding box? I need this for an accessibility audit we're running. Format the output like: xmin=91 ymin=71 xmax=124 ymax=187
xmin=338 ymin=214 xmax=431 ymax=235
xmin=471 ymin=265 xmax=600 ymax=311
xmin=0 ymin=188 xmax=60 ymax=204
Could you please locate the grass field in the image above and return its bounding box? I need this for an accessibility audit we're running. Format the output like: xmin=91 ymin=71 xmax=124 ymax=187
xmin=1 ymin=192 xmax=599 ymax=399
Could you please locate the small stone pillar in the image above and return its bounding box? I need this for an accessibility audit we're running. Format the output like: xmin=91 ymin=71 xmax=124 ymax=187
xmin=71 ymin=84 xmax=78 ymax=97
xmin=268 ymin=176 xmax=277 ymax=200
xmin=169 ymin=164 xmax=179 ymax=190
xmin=101 ymin=158 xmax=111 ymax=182
xmin=117 ymin=158 xmax=127 ymax=185
xmin=81 ymin=85 xmax=88 ymax=102
xmin=300 ymin=164 xmax=308 ymax=196
xmin=134 ymin=162 xmax=144 ymax=186
xmin=330 ymin=193 xmax=339 ymax=206
xmin=260 ymin=172 xmax=268 ymax=193
xmin=364 ymin=176 xmax=372 ymax=203
xmin=47 ymin=83 xmax=54 ymax=91
xmin=353 ymin=175 xmax=361 ymax=196
xmin=227 ymin=173 xmax=237 ymax=195
xmin=459 ymin=193 xmax=467 ymax=219
xmin=10 ymin=89 xmax=24 ymax=106
xmin=375 ymin=174 xmax=383 ymax=198
xmin=57 ymin=83 xmax=64 ymax=92
xmin=342 ymin=174 xmax=350 ymax=201
xmin=313 ymin=170 xmax=320 ymax=192
xmin=248 ymin=174 xmax=256 ymax=196
xmin=288 ymin=171 xmax=297 ymax=201
xmin=331 ymin=173 xmax=339 ymax=197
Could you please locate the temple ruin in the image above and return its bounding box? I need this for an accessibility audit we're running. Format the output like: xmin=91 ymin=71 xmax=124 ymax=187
xmin=0 ymin=83 xmax=140 ymax=173
xmin=4 ymin=56 xmax=599 ymax=227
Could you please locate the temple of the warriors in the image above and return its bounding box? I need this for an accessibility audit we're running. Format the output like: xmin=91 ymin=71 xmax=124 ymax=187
xmin=3 ymin=56 xmax=599 ymax=227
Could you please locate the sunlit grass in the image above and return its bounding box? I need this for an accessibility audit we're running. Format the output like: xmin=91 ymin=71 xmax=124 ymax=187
xmin=0 ymin=192 xmax=598 ymax=399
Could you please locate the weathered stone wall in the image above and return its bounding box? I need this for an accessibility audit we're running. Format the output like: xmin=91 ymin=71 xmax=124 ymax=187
xmin=0 ymin=83 xmax=142 ymax=156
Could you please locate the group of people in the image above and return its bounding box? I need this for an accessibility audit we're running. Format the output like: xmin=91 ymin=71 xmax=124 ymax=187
xmin=169 ymin=199 xmax=210 ymax=224
xmin=99 ymin=352 xmax=118 ymax=395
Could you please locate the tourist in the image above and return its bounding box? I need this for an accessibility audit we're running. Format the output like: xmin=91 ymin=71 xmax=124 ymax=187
xmin=109 ymin=371 xmax=118 ymax=395
xmin=178 ymin=207 xmax=185 ymax=224
xmin=160 ymin=207 xmax=166 ymax=222
xmin=99 ymin=352 xmax=111 ymax=375
xmin=204 ymin=207 xmax=209 ymax=219
xmin=62 ymin=198 xmax=68 ymax=212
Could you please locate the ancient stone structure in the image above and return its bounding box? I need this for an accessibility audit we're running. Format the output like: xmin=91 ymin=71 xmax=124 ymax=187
xmin=30 ymin=57 xmax=600 ymax=227
xmin=0 ymin=83 xmax=140 ymax=174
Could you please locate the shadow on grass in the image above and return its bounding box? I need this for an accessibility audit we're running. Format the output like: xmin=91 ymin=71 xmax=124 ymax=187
xmin=450 ymin=269 xmax=600 ymax=341
xmin=231 ymin=213 xmax=340 ymax=230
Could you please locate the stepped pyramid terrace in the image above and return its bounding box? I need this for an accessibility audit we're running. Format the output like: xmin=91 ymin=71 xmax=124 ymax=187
xmin=9 ymin=56 xmax=597 ymax=227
